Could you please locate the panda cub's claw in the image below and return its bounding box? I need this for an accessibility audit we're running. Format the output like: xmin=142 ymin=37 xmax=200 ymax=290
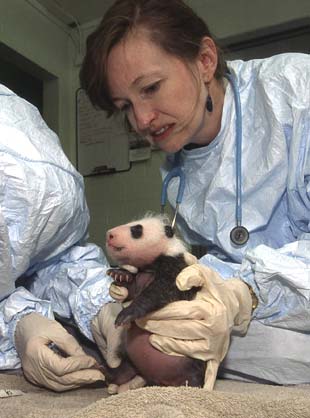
xmin=107 ymin=268 xmax=136 ymax=283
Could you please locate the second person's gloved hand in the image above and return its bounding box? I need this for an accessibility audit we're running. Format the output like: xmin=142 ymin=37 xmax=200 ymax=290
xmin=15 ymin=313 xmax=105 ymax=392
xmin=136 ymin=264 xmax=254 ymax=390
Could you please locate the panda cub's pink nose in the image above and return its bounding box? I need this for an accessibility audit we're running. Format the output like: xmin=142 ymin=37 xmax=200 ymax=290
xmin=106 ymin=230 xmax=116 ymax=244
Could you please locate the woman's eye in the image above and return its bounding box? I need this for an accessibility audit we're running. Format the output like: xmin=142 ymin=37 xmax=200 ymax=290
xmin=119 ymin=102 xmax=131 ymax=113
xmin=143 ymin=81 xmax=160 ymax=95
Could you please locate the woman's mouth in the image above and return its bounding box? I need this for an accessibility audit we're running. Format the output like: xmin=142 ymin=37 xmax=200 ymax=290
xmin=151 ymin=124 xmax=174 ymax=143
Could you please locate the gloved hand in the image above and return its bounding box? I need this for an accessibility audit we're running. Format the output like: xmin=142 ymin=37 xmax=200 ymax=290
xmin=136 ymin=264 xmax=254 ymax=390
xmin=91 ymin=302 xmax=125 ymax=368
xmin=15 ymin=313 xmax=105 ymax=392
xmin=109 ymin=282 xmax=129 ymax=302
xmin=91 ymin=302 xmax=146 ymax=395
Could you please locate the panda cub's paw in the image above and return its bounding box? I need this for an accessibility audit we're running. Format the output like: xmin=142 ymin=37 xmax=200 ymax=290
xmin=107 ymin=268 xmax=136 ymax=283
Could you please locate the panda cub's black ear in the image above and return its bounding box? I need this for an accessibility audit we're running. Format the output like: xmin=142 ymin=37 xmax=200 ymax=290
xmin=165 ymin=225 xmax=174 ymax=238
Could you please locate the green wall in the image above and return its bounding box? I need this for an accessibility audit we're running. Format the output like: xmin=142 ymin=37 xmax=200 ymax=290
xmin=190 ymin=0 xmax=310 ymax=38
xmin=0 ymin=0 xmax=74 ymax=156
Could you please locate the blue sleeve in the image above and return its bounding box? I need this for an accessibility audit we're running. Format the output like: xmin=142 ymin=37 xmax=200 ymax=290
xmin=239 ymin=241 xmax=310 ymax=331
xmin=0 ymin=86 xmax=90 ymax=298
xmin=28 ymin=243 xmax=114 ymax=340
xmin=200 ymin=240 xmax=310 ymax=332
xmin=0 ymin=287 xmax=53 ymax=369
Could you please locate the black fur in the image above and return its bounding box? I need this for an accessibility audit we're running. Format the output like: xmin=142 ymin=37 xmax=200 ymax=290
xmin=115 ymin=254 xmax=200 ymax=326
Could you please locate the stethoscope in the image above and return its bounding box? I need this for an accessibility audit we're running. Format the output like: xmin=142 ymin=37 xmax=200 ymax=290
xmin=161 ymin=72 xmax=249 ymax=246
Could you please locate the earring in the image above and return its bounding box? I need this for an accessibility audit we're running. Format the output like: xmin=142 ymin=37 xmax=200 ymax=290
xmin=206 ymin=94 xmax=213 ymax=112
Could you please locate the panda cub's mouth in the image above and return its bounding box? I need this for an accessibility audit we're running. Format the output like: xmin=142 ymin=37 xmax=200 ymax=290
xmin=108 ymin=243 xmax=125 ymax=252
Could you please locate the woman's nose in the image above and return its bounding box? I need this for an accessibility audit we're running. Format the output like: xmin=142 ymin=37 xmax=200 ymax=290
xmin=133 ymin=104 xmax=157 ymax=131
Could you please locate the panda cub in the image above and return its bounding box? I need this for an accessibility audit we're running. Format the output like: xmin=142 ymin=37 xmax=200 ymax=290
xmin=105 ymin=213 xmax=206 ymax=388
xmin=106 ymin=213 xmax=200 ymax=327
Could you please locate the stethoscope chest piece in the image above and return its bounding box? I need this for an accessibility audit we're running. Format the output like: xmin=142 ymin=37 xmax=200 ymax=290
xmin=230 ymin=225 xmax=249 ymax=246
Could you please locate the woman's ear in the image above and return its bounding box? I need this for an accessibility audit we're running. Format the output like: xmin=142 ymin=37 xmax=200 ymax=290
xmin=197 ymin=37 xmax=218 ymax=83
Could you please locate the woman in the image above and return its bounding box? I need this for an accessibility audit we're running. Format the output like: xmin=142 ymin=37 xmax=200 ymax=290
xmin=80 ymin=0 xmax=310 ymax=386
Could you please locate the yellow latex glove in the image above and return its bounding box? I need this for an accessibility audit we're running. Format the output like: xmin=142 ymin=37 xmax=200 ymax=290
xmin=109 ymin=283 xmax=129 ymax=302
xmin=91 ymin=302 xmax=125 ymax=368
xmin=91 ymin=302 xmax=146 ymax=394
xmin=15 ymin=313 xmax=105 ymax=392
xmin=136 ymin=264 xmax=253 ymax=390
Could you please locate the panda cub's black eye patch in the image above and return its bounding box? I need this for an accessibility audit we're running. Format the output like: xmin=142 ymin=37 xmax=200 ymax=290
xmin=165 ymin=225 xmax=174 ymax=238
xmin=130 ymin=224 xmax=143 ymax=239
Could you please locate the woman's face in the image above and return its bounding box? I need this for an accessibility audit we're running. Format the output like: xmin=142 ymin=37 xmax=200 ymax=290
xmin=106 ymin=29 xmax=216 ymax=153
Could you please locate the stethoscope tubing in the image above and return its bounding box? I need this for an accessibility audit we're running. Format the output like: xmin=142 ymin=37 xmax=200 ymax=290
xmin=225 ymin=72 xmax=243 ymax=227
xmin=161 ymin=72 xmax=249 ymax=245
xmin=160 ymin=165 xmax=185 ymax=207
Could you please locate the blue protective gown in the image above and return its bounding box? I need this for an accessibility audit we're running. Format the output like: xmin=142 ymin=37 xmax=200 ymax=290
xmin=163 ymin=53 xmax=310 ymax=384
xmin=0 ymin=85 xmax=113 ymax=369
